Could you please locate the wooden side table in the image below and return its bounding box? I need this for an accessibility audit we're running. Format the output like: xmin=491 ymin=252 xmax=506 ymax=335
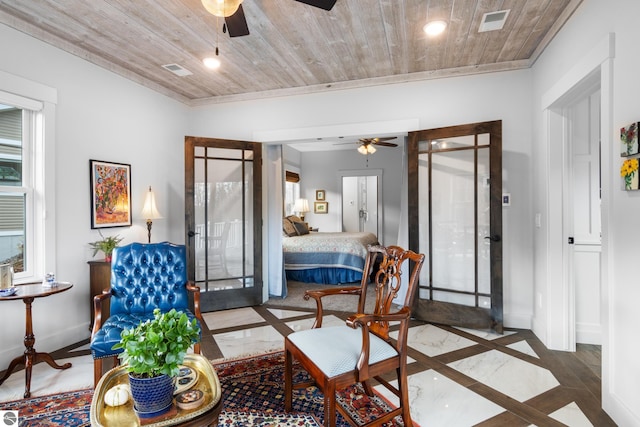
xmin=0 ymin=282 xmax=74 ymax=398
xmin=89 ymin=260 xmax=111 ymax=329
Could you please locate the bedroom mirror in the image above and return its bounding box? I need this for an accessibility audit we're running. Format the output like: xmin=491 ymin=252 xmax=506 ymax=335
xmin=341 ymin=169 xmax=383 ymax=239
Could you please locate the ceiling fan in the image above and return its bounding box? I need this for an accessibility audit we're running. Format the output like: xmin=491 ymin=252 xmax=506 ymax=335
xmin=202 ymin=0 xmax=338 ymax=38
xmin=357 ymin=137 xmax=398 ymax=154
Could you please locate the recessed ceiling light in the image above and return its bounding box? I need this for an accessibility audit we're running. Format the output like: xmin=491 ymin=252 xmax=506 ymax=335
xmin=203 ymin=57 xmax=221 ymax=69
xmin=423 ymin=20 xmax=447 ymax=37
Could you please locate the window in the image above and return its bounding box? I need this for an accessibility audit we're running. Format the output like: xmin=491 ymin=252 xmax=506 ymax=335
xmin=284 ymin=170 xmax=300 ymax=216
xmin=0 ymin=83 xmax=52 ymax=283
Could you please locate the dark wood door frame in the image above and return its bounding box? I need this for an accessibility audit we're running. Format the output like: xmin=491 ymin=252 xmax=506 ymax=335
xmin=184 ymin=136 xmax=263 ymax=311
xmin=408 ymin=120 xmax=503 ymax=333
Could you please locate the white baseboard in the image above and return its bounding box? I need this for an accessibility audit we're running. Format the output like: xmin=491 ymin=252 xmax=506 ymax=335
xmin=576 ymin=322 xmax=602 ymax=345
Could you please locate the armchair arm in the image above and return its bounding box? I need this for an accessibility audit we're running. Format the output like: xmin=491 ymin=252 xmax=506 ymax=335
xmin=91 ymin=290 xmax=113 ymax=338
xmin=304 ymin=286 xmax=361 ymax=328
xmin=186 ymin=281 xmax=203 ymax=323
xmin=345 ymin=307 xmax=411 ymax=382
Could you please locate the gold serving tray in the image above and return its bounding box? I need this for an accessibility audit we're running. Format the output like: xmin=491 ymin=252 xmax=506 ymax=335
xmin=90 ymin=354 xmax=222 ymax=427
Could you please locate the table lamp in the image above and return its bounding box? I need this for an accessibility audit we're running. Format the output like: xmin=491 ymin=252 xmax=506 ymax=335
xmin=294 ymin=198 xmax=310 ymax=222
xmin=141 ymin=186 xmax=162 ymax=243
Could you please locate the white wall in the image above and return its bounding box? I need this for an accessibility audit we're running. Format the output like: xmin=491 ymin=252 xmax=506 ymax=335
xmin=531 ymin=0 xmax=640 ymax=424
xmin=188 ymin=70 xmax=535 ymax=329
xmin=0 ymin=23 xmax=189 ymax=367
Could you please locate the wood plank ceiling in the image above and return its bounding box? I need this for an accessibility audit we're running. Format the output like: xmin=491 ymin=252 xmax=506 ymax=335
xmin=0 ymin=0 xmax=582 ymax=106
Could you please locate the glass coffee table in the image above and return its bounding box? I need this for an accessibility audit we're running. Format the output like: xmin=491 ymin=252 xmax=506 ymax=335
xmin=91 ymin=353 xmax=222 ymax=426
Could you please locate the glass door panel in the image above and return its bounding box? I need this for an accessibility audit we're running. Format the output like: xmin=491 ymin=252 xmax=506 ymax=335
xmin=186 ymin=137 xmax=262 ymax=312
xmin=409 ymin=121 xmax=503 ymax=332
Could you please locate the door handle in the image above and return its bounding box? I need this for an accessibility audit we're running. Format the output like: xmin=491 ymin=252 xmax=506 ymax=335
xmin=484 ymin=235 xmax=501 ymax=242
xmin=187 ymin=230 xmax=199 ymax=238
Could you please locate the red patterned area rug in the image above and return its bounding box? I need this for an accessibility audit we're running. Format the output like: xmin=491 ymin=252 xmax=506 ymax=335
xmin=216 ymin=351 xmax=404 ymax=427
xmin=0 ymin=351 xmax=403 ymax=426
xmin=0 ymin=389 xmax=92 ymax=426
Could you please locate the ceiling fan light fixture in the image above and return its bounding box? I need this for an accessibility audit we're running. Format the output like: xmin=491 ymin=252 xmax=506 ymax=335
xmin=201 ymin=0 xmax=243 ymax=18
xmin=358 ymin=144 xmax=376 ymax=155
xmin=423 ymin=20 xmax=447 ymax=36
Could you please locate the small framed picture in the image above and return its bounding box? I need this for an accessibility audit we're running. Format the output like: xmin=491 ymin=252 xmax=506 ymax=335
xmin=314 ymin=201 xmax=328 ymax=214
xmin=90 ymin=159 xmax=132 ymax=229
xmin=315 ymin=190 xmax=325 ymax=201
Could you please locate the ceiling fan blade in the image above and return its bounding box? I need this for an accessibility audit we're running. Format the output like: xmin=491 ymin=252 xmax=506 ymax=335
xmin=375 ymin=141 xmax=398 ymax=147
xmin=225 ymin=4 xmax=250 ymax=37
xmin=294 ymin=0 xmax=337 ymax=11
xmin=373 ymin=137 xmax=397 ymax=142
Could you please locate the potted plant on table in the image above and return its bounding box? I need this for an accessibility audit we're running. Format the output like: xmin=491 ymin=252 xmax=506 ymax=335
xmin=112 ymin=308 xmax=201 ymax=418
xmin=89 ymin=231 xmax=123 ymax=262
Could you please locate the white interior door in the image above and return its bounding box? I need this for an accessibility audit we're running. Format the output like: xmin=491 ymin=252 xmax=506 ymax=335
xmin=568 ymin=87 xmax=602 ymax=345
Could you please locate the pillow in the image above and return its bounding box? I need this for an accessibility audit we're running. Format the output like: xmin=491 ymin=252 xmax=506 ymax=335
xmin=283 ymin=218 xmax=298 ymax=237
xmin=293 ymin=221 xmax=309 ymax=235
xmin=287 ymin=215 xmax=303 ymax=223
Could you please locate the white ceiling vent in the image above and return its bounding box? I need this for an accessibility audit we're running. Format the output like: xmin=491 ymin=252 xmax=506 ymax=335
xmin=479 ymin=9 xmax=510 ymax=32
xmin=161 ymin=63 xmax=193 ymax=77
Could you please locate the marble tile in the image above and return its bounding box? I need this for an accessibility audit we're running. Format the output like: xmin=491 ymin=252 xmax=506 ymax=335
xmin=448 ymin=349 xmax=560 ymax=402
xmin=203 ymin=307 xmax=265 ymax=331
xmin=392 ymin=324 xmax=477 ymax=356
xmin=507 ymin=340 xmax=540 ymax=358
xmin=285 ymin=315 xmax=344 ymax=331
xmin=454 ymin=326 xmax=515 ymax=340
xmin=213 ymin=325 xmax=284 ymax=359
xmin=374 ymin=370 xmax=504 ymax=427
xmin=267 ymin=308 xmax=312 ymax=320
xmin=0 ymin=355 xmax=94 ymax=402
xmin=548 ymin=402 xmax=594 ymax=427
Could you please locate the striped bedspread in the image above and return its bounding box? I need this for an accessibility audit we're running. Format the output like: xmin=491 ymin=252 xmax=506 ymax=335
xmin=283 ymin=231 xmax=379 ymax=273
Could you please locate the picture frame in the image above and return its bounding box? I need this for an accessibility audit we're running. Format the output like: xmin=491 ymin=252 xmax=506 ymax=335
xmin=90 ymin=159 xmax=132 ymax=229
xmin=314 ymin=201 xmax=328 ymax=214
xmin=621 ymin=122 xmax=639 ymax=157
xmin=315 ymin=190 xmax=325 ymax=201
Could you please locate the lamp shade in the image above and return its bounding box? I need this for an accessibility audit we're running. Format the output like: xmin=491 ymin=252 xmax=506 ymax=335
xmin=294 ymin=198 xmax=310 ymax=214
xmin=141 ymin=186 xmax=162 ymax=220
xmin=358 ymin=144 xmax=376 ymax=155
xmin=201 ymin=0 xmax=243 ymax=17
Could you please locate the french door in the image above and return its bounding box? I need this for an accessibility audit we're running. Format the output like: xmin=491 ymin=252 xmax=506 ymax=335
xmin=408 ymin=121 xmax=503 ymax=333
xmin=184 ymin=136 xmax=262 ymax=312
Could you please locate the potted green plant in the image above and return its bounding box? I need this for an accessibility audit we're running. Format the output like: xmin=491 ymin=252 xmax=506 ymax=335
xmin=112 ymin=308 xmax=201 ymax=418
xmin=89 ymin=231 xmax=123 ymax=262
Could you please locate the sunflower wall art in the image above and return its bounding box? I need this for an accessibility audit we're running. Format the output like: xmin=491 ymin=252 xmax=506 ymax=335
xmin=620 ymin=122 xmax=640 ymax=190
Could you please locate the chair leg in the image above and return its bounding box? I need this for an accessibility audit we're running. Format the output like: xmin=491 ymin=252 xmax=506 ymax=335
xmin=362 ymin=379 xmax=374 ymax=396
xmin=194 ymin=342 xmax=201 ymax=354
xmin=397 ymin=368 xmax=413 ymax=427
xmin=284 ymin=348 xmax=293 ymax=412
xmin=324 ymin=383 xmax=337 ymax=427
xmin=93 ymin=358 xmax=103 ymax=388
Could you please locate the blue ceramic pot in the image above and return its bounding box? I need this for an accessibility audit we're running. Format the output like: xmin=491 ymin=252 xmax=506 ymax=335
xmin=128 ymin=373 xmax=174 ymax=418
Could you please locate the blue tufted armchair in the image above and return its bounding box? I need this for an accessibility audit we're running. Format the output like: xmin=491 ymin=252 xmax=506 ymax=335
xmin=90 ymin=242 xmax=203 ymax=386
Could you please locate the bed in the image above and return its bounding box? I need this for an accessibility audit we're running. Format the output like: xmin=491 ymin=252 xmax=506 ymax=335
xmin=283 ymin=230 xmax=379 ymax=284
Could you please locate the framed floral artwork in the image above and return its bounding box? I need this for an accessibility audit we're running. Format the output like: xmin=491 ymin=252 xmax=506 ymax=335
xmin=621 ymin=158 xmax=639 ymax=190
xmin=620 ymin=122 xmax=639 ymax=157
xmin=90 ymin=159 xmax=132 ymax=228
xmin=315 ymin=189 xmax=325 ymax=201
xmin=314 ymin=201 xmax=328 ymax=214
